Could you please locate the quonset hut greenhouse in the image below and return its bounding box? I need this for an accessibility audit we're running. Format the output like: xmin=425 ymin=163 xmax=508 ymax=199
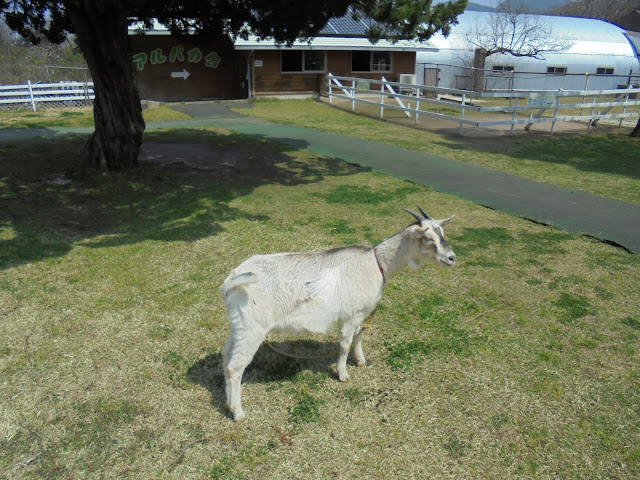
xmin=417 ymin=11 xmax=640 ymax=92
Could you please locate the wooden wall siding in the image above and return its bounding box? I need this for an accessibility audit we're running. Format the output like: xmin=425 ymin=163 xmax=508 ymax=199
xmin=130 ymin=36 xmax=246 ymax=101
xmin=252 ymin=50 xmax=416 ymax=95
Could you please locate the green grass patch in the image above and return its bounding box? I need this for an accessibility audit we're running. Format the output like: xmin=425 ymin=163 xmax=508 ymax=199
xmin=553 ymin=292 xmax=595 ymax=323
xmin=315 ymin=183 xmax=421 ymax=205
xmin=385 ymin=299 xmax=479 ymax=370
xmin=288 ymin=392 xmax=325 ymax=424
xmin=622 ymin=316 xmax=640 ymax=330
xmin=0 ymin=103 xmax=189 ymax=129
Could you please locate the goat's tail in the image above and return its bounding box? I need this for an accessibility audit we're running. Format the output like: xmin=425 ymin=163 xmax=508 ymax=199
xmin=220 ymin=271 xmax=258 ymax=299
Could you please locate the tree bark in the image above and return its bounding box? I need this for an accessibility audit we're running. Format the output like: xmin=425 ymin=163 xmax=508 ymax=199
xmin=66 ymin=1 xmax=145 ymax=170
xmin=472 ymin=48 xmax=486 ymax=92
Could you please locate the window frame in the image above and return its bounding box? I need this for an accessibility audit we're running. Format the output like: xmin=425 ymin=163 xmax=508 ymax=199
xmin=492 ymin=65 xmax=514 ymax=73
xmin=351 ymin=51 xmax=393 ymax=73
xmin=596 ymin=67 xmax=615 ymax=75
xmin=280 ymin=50 xmax=327 ymax=74
xmin=547 ymin=66 xmax=567 ymax=74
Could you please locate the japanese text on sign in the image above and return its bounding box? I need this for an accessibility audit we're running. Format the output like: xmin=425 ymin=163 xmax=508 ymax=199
xmin=132 ymin=46 xmax=221 ymax=71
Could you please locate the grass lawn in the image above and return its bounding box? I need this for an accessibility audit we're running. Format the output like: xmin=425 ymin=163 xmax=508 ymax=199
xmin=1 ymin=122 xmax=639 ymax=479
xmin=237 ymin=98 xmax=640 ymax=205
xmin=0 ymin=103 xmax=190 ymax=129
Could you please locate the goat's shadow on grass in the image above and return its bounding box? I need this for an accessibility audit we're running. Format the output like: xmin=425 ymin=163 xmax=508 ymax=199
xmin=187 ymin=340 xmax=339 ymax=419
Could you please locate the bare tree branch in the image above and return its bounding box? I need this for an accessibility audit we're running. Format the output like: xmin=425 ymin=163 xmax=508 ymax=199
xmin=465 ymin=0 xmax=569 ymax=60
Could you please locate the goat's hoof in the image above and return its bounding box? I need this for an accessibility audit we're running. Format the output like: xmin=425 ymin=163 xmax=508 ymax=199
xmin=356 ymin=359 xmax=367 ymax=367
xmin=233 ymin=410 xmax=247 ymax=422
xmin=338 ymin=372 xmax=350 ymax=382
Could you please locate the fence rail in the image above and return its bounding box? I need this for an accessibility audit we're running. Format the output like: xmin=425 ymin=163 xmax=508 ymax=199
xmin=0 ymin=80 xmax=95 ymax=111
xmin=327 ymin=74 xmax=640 ymax=135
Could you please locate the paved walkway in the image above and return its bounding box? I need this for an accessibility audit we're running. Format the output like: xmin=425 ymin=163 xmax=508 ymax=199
xmin=1 ymin=102 xmax=639 ymax=253
xmin=169 ymin=103 xmax=640 ymax=253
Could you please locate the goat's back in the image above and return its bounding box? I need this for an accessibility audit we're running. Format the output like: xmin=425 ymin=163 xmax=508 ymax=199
xmin=221 ymin=246 xmax=384 ymax=333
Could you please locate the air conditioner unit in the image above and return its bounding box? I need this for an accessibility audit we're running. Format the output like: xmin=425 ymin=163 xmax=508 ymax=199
xmin=398 ymin=74 xmax=417 ymax=95
xmin=399 ymin=74 xmax=416 ymax=84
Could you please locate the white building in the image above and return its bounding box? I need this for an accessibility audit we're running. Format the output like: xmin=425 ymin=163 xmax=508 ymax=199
xmin=417 ymin=11 xmax=640 ymax=91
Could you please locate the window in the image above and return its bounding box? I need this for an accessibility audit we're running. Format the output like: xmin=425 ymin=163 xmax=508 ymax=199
xmin=281 ymin=50 xmax=326 ymax=73
xmin=351 ymin=51 xmax=392 ymax=72
xmin=547 ymin=66 xmax=567 ymax=74
xmin=492 ymin=65 xmax=514 ymax=72
xmin=596 ymin=67 xmax=614 ymax=75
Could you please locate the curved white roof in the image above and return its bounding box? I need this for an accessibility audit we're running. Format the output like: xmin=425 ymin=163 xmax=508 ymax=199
xmin=427 ymin=11 xmax=637 ymax=57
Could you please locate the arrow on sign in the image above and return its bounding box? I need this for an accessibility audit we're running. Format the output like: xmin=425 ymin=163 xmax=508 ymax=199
xmin=171 ymin=69 xmax=190 ymax=80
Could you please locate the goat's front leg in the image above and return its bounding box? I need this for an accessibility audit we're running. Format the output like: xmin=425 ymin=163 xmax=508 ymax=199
xmin=336 ymin=322 xmax=359 ymax=382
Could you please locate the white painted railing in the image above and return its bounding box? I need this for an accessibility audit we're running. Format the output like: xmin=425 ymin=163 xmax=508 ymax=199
xmin=327 ymin=73 xmax=640 ymax=135
xmin=0 ymin=80 xmax=95 ymax=111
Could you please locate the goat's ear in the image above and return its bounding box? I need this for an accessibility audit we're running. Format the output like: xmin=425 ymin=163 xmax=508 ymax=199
xmin=437 ymin=215 xmax=455 ymax=228
xmin=408 ymin=224 xmax=429 ymax=239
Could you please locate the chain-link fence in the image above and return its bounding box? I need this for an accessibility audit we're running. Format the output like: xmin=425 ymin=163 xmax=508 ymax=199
xmin=418 ymin=62 xmax=640 ymax=93
xmin=0 ymin=65 xmax=90 ymax=86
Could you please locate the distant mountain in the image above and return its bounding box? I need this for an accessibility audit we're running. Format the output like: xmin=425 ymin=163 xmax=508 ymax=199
xmin=466 ymin=2 xmax=496 ymax=12
xmin=453 ymin=0 xmax=574 ymax=14
xmin=497 ymin=0 xmax=571 ymax=13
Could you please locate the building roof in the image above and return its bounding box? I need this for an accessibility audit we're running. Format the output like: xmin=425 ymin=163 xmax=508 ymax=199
xmin=233 ymin=36 xmax=429 ymax=51
xmin=425 ymin=10 xmax=637 ymax=57
xmin=319 ymin=11 xmax=378 ymax=36
xmin=128 ymin=10 xmax=435 ymax=51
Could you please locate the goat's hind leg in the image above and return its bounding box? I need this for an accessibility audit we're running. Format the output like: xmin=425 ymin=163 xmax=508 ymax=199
xmin=336 ymin=321 xmax=362 ymax=382
xmin=221 ymin=336 xmax=234 ymax=408
xmin=352 ymin=325 xmax=367 ymax=367
xmin=224 ymin=328 xmax=267 ymax=421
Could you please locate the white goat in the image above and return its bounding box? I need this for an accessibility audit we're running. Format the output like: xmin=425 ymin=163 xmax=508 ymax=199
xmin=220 ymin=207 xmax=456 ymax=421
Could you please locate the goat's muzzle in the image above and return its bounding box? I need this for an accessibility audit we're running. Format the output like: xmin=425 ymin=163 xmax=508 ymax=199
xmin=441 ymin=253 xmax=456 ymax=267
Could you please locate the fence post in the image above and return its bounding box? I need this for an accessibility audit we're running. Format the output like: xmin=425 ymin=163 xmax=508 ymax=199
xmin=510 ymin=97 xmax=518 ymax=136
xmin=27 ymin=80 xmax=37 ymax=111
xmin=351 ymin=79 xmax=356 ymax=111
xmin=328 ymin=74 xmax=333 ymax=104
xmin=550 ymin=90 xmax=561 ymax=133
xmin=619 ymin=87 xmax=630 ymax=128
xmin=588 ymin=94 xmax=596 ymax=131
xmin=459 ymin=93 xmax=465 ymax=135
xmin=415 ymin=87 xmax=421 ymax=126
xmin=380 ymin=78 xmax=385 ymax=119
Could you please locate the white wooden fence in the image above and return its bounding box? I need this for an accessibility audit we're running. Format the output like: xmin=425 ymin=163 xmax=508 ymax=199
xmin=0 ymin=80 xmax=95 ymax=111
xmin=327 ymin=74 xmax=640 ymax=135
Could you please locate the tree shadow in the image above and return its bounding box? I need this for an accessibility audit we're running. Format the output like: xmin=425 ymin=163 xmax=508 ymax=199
xmin=0 ymin=129 xmax=361 ymax=270
xmin=187 ymin=340 xmax=340 ymax=419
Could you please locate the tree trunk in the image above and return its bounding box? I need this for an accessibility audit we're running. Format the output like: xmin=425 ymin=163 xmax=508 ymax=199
xmin=631 ymin=117 xmax=640 ymax=137
xmin=67 ymin=1 xmax=145 ymax=170
xmin=472 ymin=48 xmax=487 ymax=92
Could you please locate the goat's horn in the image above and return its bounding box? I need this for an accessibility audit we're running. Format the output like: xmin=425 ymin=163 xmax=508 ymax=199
xmin=403 ymin=208 xmax=424 ymax=223
xmin=417 ymin=206 xmax=432 ymax=220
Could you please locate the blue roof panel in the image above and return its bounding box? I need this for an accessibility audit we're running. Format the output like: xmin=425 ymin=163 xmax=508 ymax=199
xmin=320 ymin=12 xmax=377 ymax=36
